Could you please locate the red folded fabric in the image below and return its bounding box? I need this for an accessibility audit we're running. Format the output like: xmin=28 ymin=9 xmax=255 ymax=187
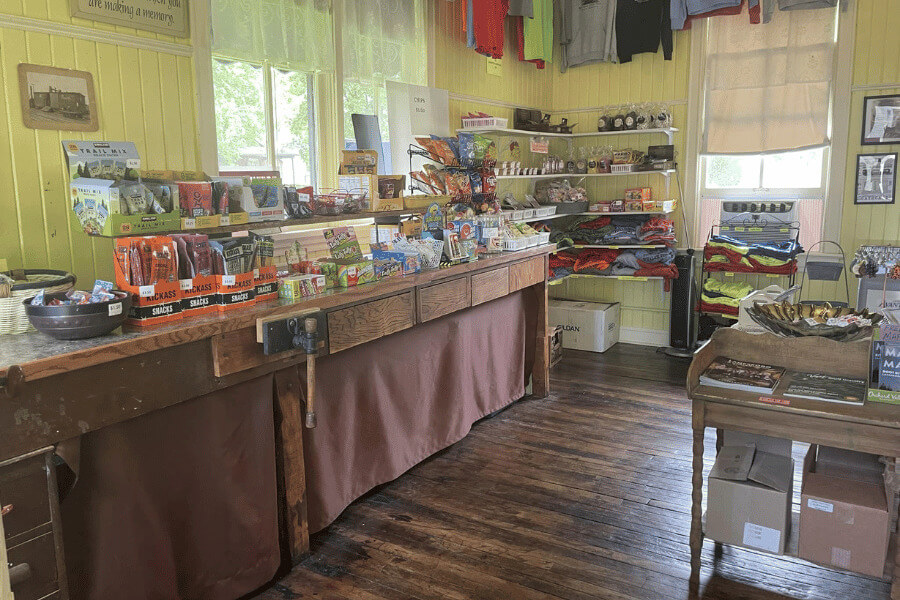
xmin=575 ymin=248 xmax=619 ymax=272
xmin=578 ymin=216 xmax=612 ymax=229
xmin=704 ymin=245 xmax=745 ymax=264
xmin=704 ymin=257 xmax=797 ymax=275
xmin=635 ymin=261 xmax=679 ymax=291
xmin=700 ymin=300 xmax=739 ymax=316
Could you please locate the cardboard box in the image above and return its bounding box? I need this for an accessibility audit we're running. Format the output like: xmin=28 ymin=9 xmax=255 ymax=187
xmin=279 ymin=274 xmax=327 ymax=301
xmin=340 ymin=150 xmax=378 ymax=175
xmin=399 ymin=216 xmax=423 ymax=238
xmin=178 ymin=274 xmax=216 ymax=316
xmin=625 ymin=187 xmax=652 ymax=202
xmin=548 ymin=300 xmax=620 ymax=353
xmin=319 ymin=259 xmax=374 ymax=288
xmin=798 ymin=445 xmax=889 ymax=577
xmin=404 ymin=194 xmax=450 ymax=211
xmin=254 ymin=265 xmax=278 ymax=301
xmin=371 ymin=196 xmax=404 ymax=211
xmin=69 ymin=178 xmax=181 ymax=236
xmin=722 ymin=431 xmax=792 ymax=457
xmin=706 ymin=446 xmax=793 ymax=555
xmin=338 ymin=174 xmax=378 ymax=210
xmin=215 ymin=272 xmax=256 ymax=311
xmin=113 ymin=237 xmax=183 ymax=326
xmin=213 ymin=173 xmax=285 ymax=222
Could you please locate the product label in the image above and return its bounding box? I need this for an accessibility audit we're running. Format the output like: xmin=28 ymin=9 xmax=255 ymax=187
xmin=138 ymin=285 xmax=155 ymax=298
xmin=221 ymin=275 xmax=236 ymax=287
xmin=808 ymin=499 xmax=834 ymax=513
xmin=108 ymin=302 xmax=122 ymax=316
xmin=831 ymin=547 xmax=851 ymax=569
xmin=742 ymin=522 xmax=781 ymax=553
xmin=183 ymin=218 xmax=196 ymax=229
xmin=219 ymin=216 xmax=231 ymax=226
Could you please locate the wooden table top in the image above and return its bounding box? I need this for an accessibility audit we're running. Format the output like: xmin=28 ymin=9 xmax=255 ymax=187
xmin=687 ymin=327 xmax=900 ymax=429
xmin=0 ymin=245 xmax=553 ymax=381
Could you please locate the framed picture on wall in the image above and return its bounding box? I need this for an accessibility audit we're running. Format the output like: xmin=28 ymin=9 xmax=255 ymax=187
xmin=854 ymin=153 xmax=896 ymax=205
xmin=861 ymin=94 xmax=900 ymax=145
xmin=17 ymin=63 xmax=99 ymax=132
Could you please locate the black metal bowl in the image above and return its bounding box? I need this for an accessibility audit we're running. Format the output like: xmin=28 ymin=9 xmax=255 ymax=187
xmin=23 ymin=291 xmax=132 ymax=340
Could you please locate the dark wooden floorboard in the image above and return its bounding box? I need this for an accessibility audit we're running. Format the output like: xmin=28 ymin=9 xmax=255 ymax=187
xmin=251 ymin=344 xmax=891 ymax=600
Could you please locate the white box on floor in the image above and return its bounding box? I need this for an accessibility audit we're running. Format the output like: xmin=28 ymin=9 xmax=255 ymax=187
xmin=548 ymin=300 xmax=619 ymax=353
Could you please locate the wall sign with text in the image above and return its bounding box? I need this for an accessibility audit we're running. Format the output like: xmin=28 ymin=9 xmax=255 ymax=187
xmin=70 ymin=0 xmax=189 ymax=38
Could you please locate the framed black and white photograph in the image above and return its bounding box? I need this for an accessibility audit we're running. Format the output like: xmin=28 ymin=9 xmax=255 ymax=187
xmin=861 ymin=94 xmax=900 ymax=145
xmin=854 ymin=153 xmax=896 ymax=205
xmin=17 ymin=63 xmax=99 ymax=132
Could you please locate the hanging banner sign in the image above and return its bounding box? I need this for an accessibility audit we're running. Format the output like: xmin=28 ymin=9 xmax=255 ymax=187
xmin=70 ymin=0 xmax=190 ymax=38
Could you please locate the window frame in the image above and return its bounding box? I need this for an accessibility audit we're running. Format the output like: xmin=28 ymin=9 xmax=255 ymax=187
xmin=700 ymin=147 xmax=831 ymax=200
xmin=211 ymin=55 xmax=318 ymax=189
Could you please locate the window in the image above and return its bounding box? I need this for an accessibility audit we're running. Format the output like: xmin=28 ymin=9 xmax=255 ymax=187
xmin=343 ymin=79 xmax=392 ymax=172
xmin=698 ymin=149 xmax=827 ymax=249
xmin=212 ymin=58 xmax=316 ymax=186
xmin=695 ymin=6 xmax=839 ymax=249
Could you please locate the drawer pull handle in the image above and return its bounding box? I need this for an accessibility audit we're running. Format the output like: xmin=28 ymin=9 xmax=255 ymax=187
xmin=9 ymin=563 xmax=32 ymax=586
xmin=0 ymin=504 xmax=11 ymax=516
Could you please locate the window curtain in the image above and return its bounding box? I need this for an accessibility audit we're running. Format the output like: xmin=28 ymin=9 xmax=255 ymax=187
xmin=341 ymin=0 xmax=427 ymax=86
xmin=702 ymin=5 xmax=837 ymax=154
xmin=211 ymin=0 xmax=335 ymax=71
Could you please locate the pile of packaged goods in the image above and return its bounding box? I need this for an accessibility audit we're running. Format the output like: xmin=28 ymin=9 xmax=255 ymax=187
xmin=409 ymin=134 xmax=500 ymax=212
xmin=30 ymin=280 xmax=116 ymax=306
xmin=534 ymin=179 xmax=589 ymax=204
xmin=596 ymin=103 xmax=673 ymax=131
xmin=112 ymin=232 xmax=276 ymax=325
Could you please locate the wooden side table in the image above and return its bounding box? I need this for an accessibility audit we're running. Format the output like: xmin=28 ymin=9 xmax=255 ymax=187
xmin=687 ymin=328 xmax=900 ymax=597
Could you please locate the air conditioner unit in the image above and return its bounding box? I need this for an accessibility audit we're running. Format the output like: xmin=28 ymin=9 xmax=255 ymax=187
xmin=719 ymin=201 xmax=797 ymax=244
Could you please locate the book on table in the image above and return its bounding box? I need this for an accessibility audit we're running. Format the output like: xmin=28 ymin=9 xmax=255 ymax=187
xmin=699 ymin=356 xmax=785 ymax=393
xmin=782 ymin=371 xmax=867 ymax=405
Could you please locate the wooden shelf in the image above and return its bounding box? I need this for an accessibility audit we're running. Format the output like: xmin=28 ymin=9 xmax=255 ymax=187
xmin=515 ymin=210 xmax=674 ymax=223
xmin=457 ymin=127 xmax=678 ymax=139
xmin=496 ymin=169 xmax=675 ymax=181
xmin=550 ymin=273 xmax=666 ymax=282
xmin=98 ymin=209 xmax=422 ymax=238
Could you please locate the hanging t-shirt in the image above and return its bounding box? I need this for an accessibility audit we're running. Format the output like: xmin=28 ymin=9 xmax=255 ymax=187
xmin=671 ymin=0 xmax=741 ymax=29
xmin=557 ymin=0 xmax=617 ymax=72
xmin=761 ymin=0 xmax=843 ymax=23
xmin=615 ymin=0 xmax=672 ymax=64
xmin=473 ymin=0 xmax=510 ymax=58
xmin=509 ymin=0 xmax=534 ymax=17
xmin=523 ymin=0 xmax=553 ymax=63
xmin=466 ymin=0 xmax=476 ymax=48
xmin=516 ymin=15 xmax=546 ymax=69
xmin=677 ymin=0 xmax=762 ymax=29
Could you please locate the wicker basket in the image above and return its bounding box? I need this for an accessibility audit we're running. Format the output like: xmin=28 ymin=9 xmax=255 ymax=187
xmin=0 ymin=270 xmax=77 ymax=334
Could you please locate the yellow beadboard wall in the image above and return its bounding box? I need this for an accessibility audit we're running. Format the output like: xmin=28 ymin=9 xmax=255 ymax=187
xmin=0 ymin=1 xmax=199 ymax=286
xmin=545 ymin=32 xmax=692 ymax=336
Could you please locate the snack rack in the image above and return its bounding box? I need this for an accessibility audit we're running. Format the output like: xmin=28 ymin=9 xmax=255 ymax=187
xmin=407 ymin=144 xmax=498 ymax=210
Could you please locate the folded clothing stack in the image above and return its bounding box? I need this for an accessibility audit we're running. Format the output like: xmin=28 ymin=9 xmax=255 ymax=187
xmin=699 ymin=279 xmax=753 ymax=316
xmin=549 ymin=250 xmax=578 ymax=280
xmin=704 ymin=235 xmax=802 ymax=274
xmin=638 ymin=217 xmax=676 ymax=246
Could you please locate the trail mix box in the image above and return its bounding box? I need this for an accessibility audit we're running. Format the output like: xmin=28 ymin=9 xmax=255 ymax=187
xmin=63 ymin=141 xmax=180 ymax=236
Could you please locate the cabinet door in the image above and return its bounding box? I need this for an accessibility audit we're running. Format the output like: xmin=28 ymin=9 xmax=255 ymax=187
xmin=509 ymin=256 xmax=545 ymax=292
xmin=417 ymin=277 xmax=470 ymax=322
xmin=471 ymin=267 xmax=510 ymax=306
xmin=328 ymin=292 xmax=415 ymax=353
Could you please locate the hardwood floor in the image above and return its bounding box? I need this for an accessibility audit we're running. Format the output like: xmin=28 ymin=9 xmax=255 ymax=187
xmin=251 ymin=344 xmax=891 ymax=600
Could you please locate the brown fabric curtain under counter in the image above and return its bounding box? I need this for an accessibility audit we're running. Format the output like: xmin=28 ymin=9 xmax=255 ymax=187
xmin=60 ymin=374 xmax=280 ymax=600
xmin=304 ymin=290 xmax=536 ymax=533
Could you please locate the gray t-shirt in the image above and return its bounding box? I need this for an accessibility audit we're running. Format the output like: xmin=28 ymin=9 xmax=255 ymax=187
xmin=556 ymin=0 xmax=617 ymax=72
xmin=509 ymin=0 xmax=534 ymax=17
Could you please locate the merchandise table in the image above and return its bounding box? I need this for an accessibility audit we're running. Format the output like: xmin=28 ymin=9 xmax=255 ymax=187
xmin=686 ymin=328 xmax=900 ymax=597
xmin=0 ymin=245 xmax=553 ymax=600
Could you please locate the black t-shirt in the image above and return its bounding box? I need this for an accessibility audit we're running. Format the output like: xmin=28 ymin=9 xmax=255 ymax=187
xmin=615 ymin=0 xmax=674 ymax=63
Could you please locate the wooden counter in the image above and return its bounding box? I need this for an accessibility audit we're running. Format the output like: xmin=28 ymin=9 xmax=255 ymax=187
xmin=0 ymin=246 xmax=553 ymax=600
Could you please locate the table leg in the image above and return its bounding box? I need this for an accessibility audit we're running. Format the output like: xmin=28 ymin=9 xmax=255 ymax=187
xmin=690 ymin=401 xmax=704 ymax=585
xmin=531 ymin=270 xmax=550 ymax=399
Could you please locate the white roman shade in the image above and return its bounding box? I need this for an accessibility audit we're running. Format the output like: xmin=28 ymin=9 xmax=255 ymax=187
xmin=702 ymin=5 xmax=837 ymax=154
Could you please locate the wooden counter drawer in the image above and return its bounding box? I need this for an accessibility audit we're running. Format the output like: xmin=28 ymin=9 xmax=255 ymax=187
xmin=328 ymin=292 xmax=415 ymax=353
xmin=0 ymin=455 xmax=51 ymax=546
xmin=471 ymin=267 xmax=510 ymax=306
xmin=417 ymin=277 xmax=470 ymax=322
xmin=509 ymin=256 xmax=545 ymax=292
xmin=7 ymin=531 xmax=59 ymax=600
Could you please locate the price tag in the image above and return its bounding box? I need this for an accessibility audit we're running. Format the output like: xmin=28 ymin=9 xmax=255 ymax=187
xmin=219 ymin=216 xmax=231 ymax=226
xmin=766 ymin=274 xmax=780 ymax=278
xmin=780 ymin=228 xmax=789 ymax=233
xmin=486 ymin=57 xmax=503 ymax=76
xmin=749 ymin=227 xmax=762 ymax=232
xmin=608 ymin=245 xmax=620 ymax=249
xmin=183 ymin=218 xmax=196 ymax=229
xmin=222 ymin=275 xmax=236 ymax=286
xmin=724 ymin=272 xmax=734 ymax=277
xmin=179 ymin=279 xmax=192 ymax=291
xmin=734 ymin=226 xmax=746 ymax=232
xmin=108 ymin=302 xmax=123 ymax=316
xmin=139 ymin=285 xmax=155 ymax=298
xmin=619 ymin=276 xmax=648 ymax=281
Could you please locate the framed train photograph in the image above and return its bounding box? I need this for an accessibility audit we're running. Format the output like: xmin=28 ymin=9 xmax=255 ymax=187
xmin=18 ymin=63 xmax=99 ymax=132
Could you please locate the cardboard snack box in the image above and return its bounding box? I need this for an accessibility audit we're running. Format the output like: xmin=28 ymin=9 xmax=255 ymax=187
xmin=179 ymin=274 xmax=216 ymax=316
xmin=69 ymin=178 xmax=180 ymax=236
xmin=254 ymin=265 xmax=278 ymax=302
xmin=214 ymin=172 xmax=285 ymax=222
xmin=113 ymin=236 xmax=183 ymax=326
xmin=215 ymin=272 xmax=256 ymax=311
xmin=279 ymin=274 xmax=327 ymax=301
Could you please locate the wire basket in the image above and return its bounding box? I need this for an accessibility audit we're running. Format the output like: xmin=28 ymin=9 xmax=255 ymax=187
xmin=1 ymin=269 xmax=77 ymax=334
xmin=418 ymin=238 xmax=445 ymax=269
xmin=610 ymin=164 xmax=634 ymax=174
